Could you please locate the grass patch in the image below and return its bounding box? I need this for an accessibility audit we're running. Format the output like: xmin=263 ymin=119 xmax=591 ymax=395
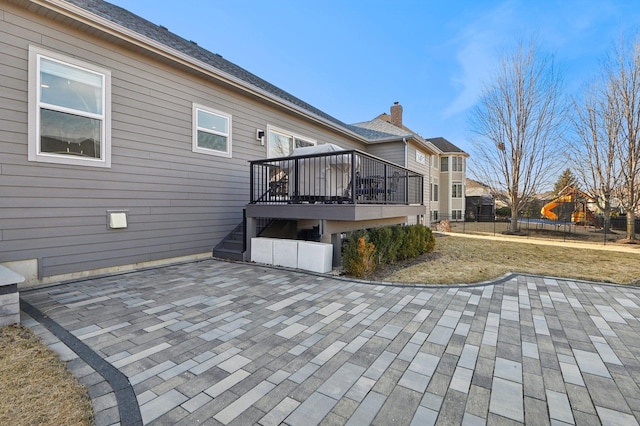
xmin=0 ymin=324 xmax=93 ymax=426
xmin=376 ymin=234 xmax=640 ymax=285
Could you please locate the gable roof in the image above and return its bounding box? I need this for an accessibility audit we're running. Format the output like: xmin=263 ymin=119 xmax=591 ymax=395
xmin=352 ymin=113 xmax=442 ymax=154
xmin=58 ymin=0 xmax=367 ymax=140
xmin=427 ymin=137 xmax=467 ymax=155
xmin=368 ymin=111 xmax=468 ymax=155
xmin=350 ymin=118 xmax=412 ymax=140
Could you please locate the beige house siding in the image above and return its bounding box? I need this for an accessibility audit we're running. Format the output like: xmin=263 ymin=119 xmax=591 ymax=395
xmin=366 ymin=142 xmax=405 ymax=166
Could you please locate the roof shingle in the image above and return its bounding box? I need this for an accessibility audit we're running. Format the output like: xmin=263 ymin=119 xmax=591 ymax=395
xmin=63 ymin=0 xmax=352 ymax=130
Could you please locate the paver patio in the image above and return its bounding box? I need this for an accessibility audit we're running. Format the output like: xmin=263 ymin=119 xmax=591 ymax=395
xmin=19 ymin=259 xmax=640 ymax=425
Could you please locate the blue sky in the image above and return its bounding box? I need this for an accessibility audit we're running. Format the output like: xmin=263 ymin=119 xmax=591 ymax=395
xmin=109 ymin=0 xmax=639 ymax=161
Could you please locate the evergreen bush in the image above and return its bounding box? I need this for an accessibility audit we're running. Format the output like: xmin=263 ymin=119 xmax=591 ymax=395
xmin=342 ymin=224 xmax=435 ymax=276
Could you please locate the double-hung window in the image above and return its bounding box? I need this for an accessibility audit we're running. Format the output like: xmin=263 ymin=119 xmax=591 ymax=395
xmin=440 ymin=156 xmax=449 ymax=171
xmin=193 ymin=104 xmax=232 ymax=157
xmin=267 ymin=127 xmax=315 ymax=158
xmin=452 ymin=156 xmax=464 ymax=172
xmin=29 ymin=46 xmax=111 ymax=167
xmin=431 ymin=183 xmax=439 ymax=202
xmin=452 ymin=182 xmax=463 ymax=198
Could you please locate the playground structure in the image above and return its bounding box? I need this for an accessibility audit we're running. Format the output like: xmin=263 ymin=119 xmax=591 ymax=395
xmin=540 ymin=186 xmax=602 ymax=228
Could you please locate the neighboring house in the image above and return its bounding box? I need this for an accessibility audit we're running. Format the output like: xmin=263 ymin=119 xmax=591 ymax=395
xmin=0 ymin=0 xmax=462 ymax=286
xmin=466 ymin=178 xmax=492 ymax=197
xmin=352 ymin=103 xmax=468 ymax=223
xmin=465 ymin=179 xmax=496 ymax=222
xmin=428 ymin=137 xmax=468 ymax=222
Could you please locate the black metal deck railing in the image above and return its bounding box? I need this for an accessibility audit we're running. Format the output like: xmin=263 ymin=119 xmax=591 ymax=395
xmin=249 ymin=149 xmax=423 ymax=205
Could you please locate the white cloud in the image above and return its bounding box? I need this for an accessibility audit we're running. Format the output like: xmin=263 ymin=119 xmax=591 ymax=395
xmin=442 ymin=2 xmax=518 ymax=118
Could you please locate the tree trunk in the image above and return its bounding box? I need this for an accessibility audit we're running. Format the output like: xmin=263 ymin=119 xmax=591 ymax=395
xmin=627 ymin=210 xmax=636 ymax=240
xmin=603 ymin=199 xmax=611 ymax=232
xmin=510 ymin=211 xmax=519 ymax=233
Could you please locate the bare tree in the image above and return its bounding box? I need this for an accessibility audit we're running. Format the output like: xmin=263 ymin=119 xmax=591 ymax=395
xmin=607 ymin=37 xmax=640 ymax=240
xmin=470 ymin=41 xmax=565 ymax=233
xmin=571 ymin=82 xmax=622 ymax=233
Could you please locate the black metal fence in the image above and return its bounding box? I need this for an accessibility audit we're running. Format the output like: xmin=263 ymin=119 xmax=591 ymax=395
xmin=435 ymin=213 xmax=630 ymax=245
xmin=250 ymin=149 xmax=423 ymax=206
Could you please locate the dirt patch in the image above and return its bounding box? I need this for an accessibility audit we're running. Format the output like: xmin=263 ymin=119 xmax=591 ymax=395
xmin=616 ymin=238 xmax=640 ymax=245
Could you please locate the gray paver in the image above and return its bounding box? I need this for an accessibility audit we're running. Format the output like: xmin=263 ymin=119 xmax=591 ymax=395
xmin=20 ymin=260 xmax=640 ymax=426
xmin=259 ymin=396 xmax=300 ymax=426
xmin=286 ymin=392 xmax=336 ymax=425
xmin=317 ymin=362 xmax=366 ymax=399
xmin=214 ymin=380 xmax=275 ymax=424
xmin=546 ymin=390 xmax=575 ymax=424
xmin=596 ymin=406 xmax=640 ymax=426
xmin=140 ymin=389 xmax=188 ymax=423
xmin=203 ymin=369 xmax=250 ymax=397
xmin=489 ymin=377 xmax=524 ymax=422
xmin=573 ymin=349 xmax=612 ymax=378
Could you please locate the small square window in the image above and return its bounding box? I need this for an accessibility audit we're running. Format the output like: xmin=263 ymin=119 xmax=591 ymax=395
xmin=193 ymin=103 xmax=232 ymax=157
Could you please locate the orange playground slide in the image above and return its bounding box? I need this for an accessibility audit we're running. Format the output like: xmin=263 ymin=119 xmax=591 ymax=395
xmin=540 ymin=186 xmax=601 ymax=228
xmin=540 ymin=195 xmax=572 ymax=221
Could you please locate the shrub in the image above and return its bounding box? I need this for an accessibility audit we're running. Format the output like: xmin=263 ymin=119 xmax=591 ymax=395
xmin=368 ymin=226 xmax=394 ymax=264
xmin=342 ymin=224 xmax=435 ymax=276
xmin=496 ymin=206 xmax=511 ymax=218
xmin=342 ymin=233 xmax=376 ymax=277
xmin=422 ymin=226 xmax=436 ymax=253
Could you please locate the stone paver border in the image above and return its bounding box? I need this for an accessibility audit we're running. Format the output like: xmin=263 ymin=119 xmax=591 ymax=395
xmin=21 ymin=299 xmax=142 ymax=426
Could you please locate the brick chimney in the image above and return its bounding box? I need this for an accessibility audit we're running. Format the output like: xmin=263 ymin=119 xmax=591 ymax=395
xmin=390 ymin=102 xmax=403 ymax=128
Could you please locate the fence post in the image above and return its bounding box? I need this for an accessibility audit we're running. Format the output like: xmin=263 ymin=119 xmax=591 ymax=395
xmin=350 ymin=152 xmax=356 ymax=204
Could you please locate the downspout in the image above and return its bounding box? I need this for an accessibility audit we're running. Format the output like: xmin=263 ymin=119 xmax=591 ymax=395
xmin=403 ymin=138 xmax=408 ymax=166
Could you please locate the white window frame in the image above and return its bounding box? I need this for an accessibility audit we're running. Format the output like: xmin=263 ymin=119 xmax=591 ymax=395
xmin=432 ymin=178 xmax=439 ymax=202
xmin=440 ymin=156 xmax=449 ymax=171
xmin=192 ymin=103 xmax=232 ymax=158
xmin=266 ymin=125 xmax=316 ymax=158
xmin=452 ymin=182 xmax=463 ymax=198
xmin=28 ymin=46 xmax=111 ymax=167
xmin=452 ymin=156 xmax=464 ymax=172
xmin=452 ymin=210 xmax=463 ymax=220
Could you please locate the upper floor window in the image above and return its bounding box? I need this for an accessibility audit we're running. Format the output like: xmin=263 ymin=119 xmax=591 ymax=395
xmin=29 ymin=46 xmax=111 ymax=167
xmin=452 ymin=156 xmax=464 ymax=172
xmin=440 ymin=156 xmax=449 ymax=171
xmin=193 ymin=104 xmax=232 ymax=157
xmin=267 ymin=126 xmax=315 ymax=158
xmin=452 ymin=182 xmax=463 ymax=198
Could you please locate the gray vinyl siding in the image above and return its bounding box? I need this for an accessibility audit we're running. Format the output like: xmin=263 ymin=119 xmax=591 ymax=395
xmin=0 ymin=3 xmax=365 ymax=278
xmin=366 ymin=142 xmax=405 ymax=167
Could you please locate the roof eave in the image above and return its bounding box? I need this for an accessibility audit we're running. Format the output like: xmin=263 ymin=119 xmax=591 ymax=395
xmin=36 ymin=0 xmax=369 ymax=143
